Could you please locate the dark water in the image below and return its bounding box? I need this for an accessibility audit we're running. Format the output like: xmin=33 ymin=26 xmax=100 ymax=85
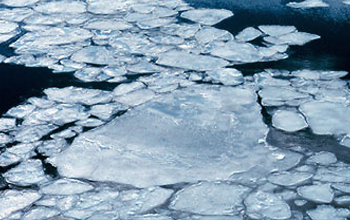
xmin=186 ymin=0 xmax=350 ymax=75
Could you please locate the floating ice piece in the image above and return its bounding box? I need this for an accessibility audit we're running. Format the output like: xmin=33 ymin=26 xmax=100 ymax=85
xmin=170 ymin=182 xmax=250 ymax=215
xmin=307 ymin=205 xmax=350 ymax=220
xmin=332 ymin=183 xmax=350 ymax=193
xmin=4 ymin=159 xmax=49 ymax=186
xmin=157 ymin=50 xmax=229 ymax=71
xmin=87 ymin=0 xmax=129 ymax=14
xmin=344 ymin=0 xmax=350 ymax=5
xmin=41 ymin=179 xmax=94 ymax=195
xmin=44 ymin=87 xmax=112 ymax=106
xmin=153 ymin=6 xmax=178 ymax=17
xmin=76 ymin=118 xmax=105 ymax=127
xmin=23 ymin=206 xmax=60 ymax=220
xmin=181 ymin=9 xmax=233 ymax=26
xmin=254 ymin=72 xmax=290 ymax=88
xmin=268 ymin=171 xmax=313 ymax=186
xmin=160 ymin=23 xmax=200 ymax=39
xmin=137 ymin=18 xmax=175 ymax=29
xmin=258 ymin=25 xmax=297 ymax=37
xmin=206 ymin=68 xmax=244 ymax=86
xmin=37 ymin=139 xmax=68 ymax=157
xmin=236 ymin=27 xmax=262 ymax=42
xmin=28 ymin=97 xmax=55 ymax=109
xmin=84 ymin=19 xmax=133 ymax=30
xmin=0 ymin=142 xmax=38 ymax=167
xmin=71 ymin=46 xmax=116 ymax=65
xmin=314 ymin=166 xmax=350 ymax=183
xmin=6 ymin=104 xmax=36 ymax=119
xmin=23 ymin=13 xmax=65 ymax=25
xmin=34 ymin=1 xmax=86 ymax=14
xmin=132 ymin=4 xmax=156 ymax=13
xmin=0 ymin=20 xmax=18 ymax=34
xmin=114 ymin=89 xmax=156 ymax=106
xmin=0 ymin=133 xmax=12 ymax=145
xmin=49 ymin=86 xmax=272 ymax=188
xmin=113 ymin=82 xmax=146 ymax=96
xmin=272 ymin=110 xmax=308 ymax=132
xmin=292 ymin=69 xmax=348 ymax=80
xmin=0 ymin=118 xmax=16 ymax=132
xmin=149 ymin=35 xmax=184 ymax=45
xmin=297 ymin=184 xmax=334 ymax=203
xmin=259 ymin=86 xmax=310 ymax=106
xmin=127 ymin=61 xmax=163 ymax=74
xmin=0 ymin=190 xmax=41 ymax=219
xmin=0 ymin=31 xmax=20 ymax=44
xmin=90 ymin=103 xmax=128 ymax=121
xmin=306 ymin=151 xmax=337 ymax=165
xmin=0 ymin=8 xmax=33 ymax=22
xmin=1 ymin=0 xmax=39 ymax=7
xmin=299 ymin=101 xmax=350 ymax=135
xmin=210 ymin=41 xmax=264 ymax=63
xmin=341 ymin=135 xmax=350 ymax=148
xmin=287 ymin=0 xmax=329 ymax=8
xmin=264 ymin=32 xmax=321 ymax=46
xmin=335 ymin=196 xmax=350 ymax=205
xmin=23 ymin=104 xmax=90 ymax=126
xmin=195 ymin=27 xmax=233 ymax=44
xmin=244 ymin=191 xmax=291 ymax=219
xmin=14 ymin=124 xmax=58 ymax=143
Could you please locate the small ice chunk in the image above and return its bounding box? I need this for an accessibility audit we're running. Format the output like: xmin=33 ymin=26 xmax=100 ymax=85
xmin=306 ymin=151 xmax=337 ymax=165
xmin=14 ymin=124 xmax=58 ymax=143
xmin=23 ymin=206 xmax=60 ymax=220
xmin=314 ymin=166 xmax=350 ymax=183
xmin=4 ymin=159 xmax=49 ymax=186
xmin=244 ymin=191 xmax=291 ymax=219
xmin=264 ymin=32 xmax=320 ymax=46
xmin=44 ymin=87 xmax=112 ymax=105
xmin=127 ymin=61 xmax=163 ymax=74
xmin=90 ymin=103 xmax=128 ymax=121
xmin=137 ymin=18 xmax=174 ymax=29
xmin=0 ymin=20 xmax=18 ymax=34
xmin=297 ymin=184 xmax=334 ymax=203
xmin=332 ymin=183 xmax=350 ymax=193
xmin=287 ymin=0 xmax=329 ymax=8
xmin=0 ymin=142 xmax=38 ymax=166
xmin=0 ymin=118 xmax=16 ymax=132
xmin=160 ymin=23 xmax=200 ymax=39
xmin=195 ymin=27 xmax=233 ymax=44
xmin=335 ymin=196 xmax=350 ymax=205
xmin=156 ymin=50 xmax=229 ymax=71
xmin=206 ymin=68 xmax=244 ymax=86
xmin=258 ymin=25 xmax=297 ymax=37
xmin=1 ymin=0 xmax=39 ymax=7
xmin=236 ymin=27 xmax=262 ymax=42
xmin=34 ymin=1 xmax=86 ymax=14
xmin=259 ymin=86 xmax=310 ymax=106
xmin=268 ymin=171 xmax=313 ymax=186
xmin=113 ymin=82 xmax=146 ymax=96
xmin=272 ymin=110 xmax=308 ymax=132
xmin=76 ymin=118 xmax=105 ymax=127
xmin=6 ymin=104 xmax=36 ymax=119
xmin=210 ymin=41 xmax=264 ymax=63
xmin=71 ymin=46 xmax=117 ymax=65
xmin=37 ymin=139 xmax=68 ymax=157
xmin=0 ymin=190 xmax=41 ymax=219
xmin=28 ymin=97 xmax=55 ymax=109
xmin=149 ymin=35 xmax=184 ymax=45
xmin=170 ymin=182 xmax=251 ymax=215
xmin=299 ymin=101 xmax=350 ymax=135
xmin=181 ymin=9 xmax=233 ymax=26
xmin=114 ymin=89 xmax=156 ymax=106
xmin=84 ymin=19 xmax=133 ymax=30
xmin=307 ymin=205 xmax=350 ymax=220
xmin=0 ymin=133 xmax=12 ymax=145
xmin=41 ymin=179 xmax=94 ymax=195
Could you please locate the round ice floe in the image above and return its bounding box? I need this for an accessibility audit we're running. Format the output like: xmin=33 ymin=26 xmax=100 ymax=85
xmin=0 ymin=20 xmax=18 ymax=34
xmin=206 ymin=68 xmax=244 ymax=86
xmin=236 ymin=27 xmax=262 ymax=42
xmin=299 ymin=101 xmax=350 ymax=135
xmin=307 ymin=205 xmax=350 ymax=220
xmin=244 ymin=190 xmax=291 ymax=219
xmin=180 ymin=9 xmax=233 ymax=26
xmin=34 ymin=1 xmax=87 ymax=14
xmin=267 ymin=171 xmax=313 ymax=186
xmin=297 ymin=184 xmax=334 ymax=203
xmin=306 ymin=151 xmax=337 ymax=165
xmin=0 ymin=190 xmax=42 ymax=219
xmin=170 ymin=182 xmax=251 ymax=215
xmin=272 ymin=110 xmax=308 ymax=132
xmin=258 ymin=25 xmax=297 ymax=37
xmin=40 ymin=179 xmax=94 ymax=195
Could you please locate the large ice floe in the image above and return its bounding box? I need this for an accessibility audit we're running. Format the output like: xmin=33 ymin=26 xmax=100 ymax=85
xmin=0 ymin=0 xmax=349 ymax=219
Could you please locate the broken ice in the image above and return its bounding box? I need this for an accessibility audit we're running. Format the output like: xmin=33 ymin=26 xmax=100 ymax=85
xmin=180 ymin=9 xmax=233 ymax=26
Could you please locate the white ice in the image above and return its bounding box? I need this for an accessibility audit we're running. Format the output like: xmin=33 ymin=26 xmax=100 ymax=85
xmin=40 ymin=179 xmax=94 ymax=195
xmin=0 ymin=20 xmax=18 ymax=34
xmin=272 ymin=110 xmax=308 ymax=132
xmin=306 ymin=151 xmax=337 ymax=165
xmin=33 ymin=1 xmax=87 ymax=14
xmin=23 ymin=206 xmax=60 ymax=220
xmin=287 ymin=0 xmax=329 ymax=9
xmin=236 ymin=27 xmax=262 ymax=42
xmin=1 ymin=0 xmax=39 ymax=7
xmin=206 ymin=68 xmax=244 ymax=86
xmin=307 ymin=205 xmax=350 ymax=220
xmin=264 ymin=32 xmax=321 ymax=46
xmin=267 ymin=171 xmax=313 ymax=186
xmin=170 ymin=181 xmax=251 ymax=215
xmin=297 ymin=184 xmax=334 ymax=203
xmin=180 ymin=9 xmax=233 ymax=26
xmin=258 ymin=25 xmax=296 ymax=37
